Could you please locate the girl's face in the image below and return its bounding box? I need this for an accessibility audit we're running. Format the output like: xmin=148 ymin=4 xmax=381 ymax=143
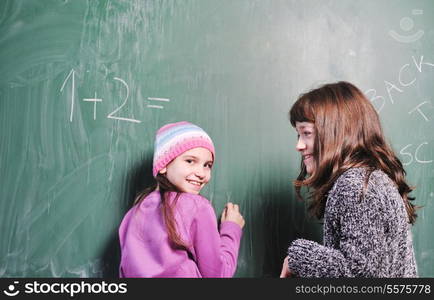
xmin=295 ymin=121 xmax=316 ymax=175
xmin=159 ymin=147 xmax=213 ymax=194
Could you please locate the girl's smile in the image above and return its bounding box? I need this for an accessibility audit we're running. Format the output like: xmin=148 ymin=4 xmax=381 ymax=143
xmin=295 ymin=121 xmax=316 ymax=175
xmin=186 ymin=178 xmax=204 ymax=190
xmin=303 ymin=154 xmax=313 ymax=163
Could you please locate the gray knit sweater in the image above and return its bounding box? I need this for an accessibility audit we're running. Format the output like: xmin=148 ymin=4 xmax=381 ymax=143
xmin=287 ymin=167 xmax=418 ymax=277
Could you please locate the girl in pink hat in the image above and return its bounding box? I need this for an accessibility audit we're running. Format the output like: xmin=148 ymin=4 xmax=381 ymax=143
xmin=119 ymin=121 xmax=245 ymax=277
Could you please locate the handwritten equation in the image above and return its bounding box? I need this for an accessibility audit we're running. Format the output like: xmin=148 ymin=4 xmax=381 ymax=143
xmin=60 ymin=69 xmax=170 ymax=123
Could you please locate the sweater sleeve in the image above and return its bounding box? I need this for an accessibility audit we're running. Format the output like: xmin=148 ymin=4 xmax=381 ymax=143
xmin=287 ymin=172 xmax=388 ymax=277
xmin=287 ymin=238 xmax=354 ymax=277
xmin=189 ymin=201 xmax=243 ymax=278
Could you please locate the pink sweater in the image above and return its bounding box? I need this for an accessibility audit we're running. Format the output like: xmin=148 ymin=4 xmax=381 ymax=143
xmin=118 ymin=191 xmax=243 ymax=278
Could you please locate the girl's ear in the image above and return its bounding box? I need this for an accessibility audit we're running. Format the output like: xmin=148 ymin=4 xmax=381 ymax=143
xmin=159 ymin=167 xmax=167 ymax=175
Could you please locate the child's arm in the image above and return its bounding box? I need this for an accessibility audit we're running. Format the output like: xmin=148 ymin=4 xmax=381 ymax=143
xmin=287 ymin=171 xmax=401 ymax=277
xmin=189 ymin=199 xmax=243 ymax=278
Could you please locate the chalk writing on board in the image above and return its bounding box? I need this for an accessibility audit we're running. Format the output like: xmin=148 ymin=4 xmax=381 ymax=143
xmin=409 ymin=101 xmax=431 ymax=122
xmin=365 ymin=55 xmax=433 ymax=166
xmin=107 ymin=77 xmax=141 ymax=123
xmin=147 ymin=97 xmax=171 ymax=109
xmin=389 ymin=9 xmax=424 ymax=43
xmin=399 ymin=143 xmax=433 ymax=166
xmin=365 ymin=55 xmax=434 ymax=113
xmin=60 ymin=69 xmax=76 ymax=122
xmin=60 ymin=70 xmax=171 ymax=123
xmin=83 ymin=92 xmax=102 ymax=121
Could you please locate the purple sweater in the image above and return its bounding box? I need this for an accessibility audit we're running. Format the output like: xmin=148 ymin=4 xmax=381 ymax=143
xmin=118 ymin=191 xmax=243 ymax=278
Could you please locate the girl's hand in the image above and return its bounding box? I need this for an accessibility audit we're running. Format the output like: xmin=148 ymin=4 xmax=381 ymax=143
xmin=221 ymin=202 xmax=245 ymax=229
xmin=280 ymin=256 xmax=293 ymax=278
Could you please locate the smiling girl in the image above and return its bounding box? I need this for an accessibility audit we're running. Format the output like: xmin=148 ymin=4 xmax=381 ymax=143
xmin=119 ymin=121 xmax=244 ymax=277
xmin=280 ymin=81 xmax=418 ymax=278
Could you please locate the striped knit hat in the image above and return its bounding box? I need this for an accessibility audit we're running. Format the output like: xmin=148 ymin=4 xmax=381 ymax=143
xmin=152 ymin=121 xmax=215 ymax=177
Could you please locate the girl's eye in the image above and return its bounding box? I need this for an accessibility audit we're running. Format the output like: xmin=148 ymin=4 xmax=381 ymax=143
xmin=303 ymin=131 xmax=312 ymax=136
xmin=185 ymin=159 xmax=193 ymax=164
xmin=205 ymin=163 xmax=213 ymax=169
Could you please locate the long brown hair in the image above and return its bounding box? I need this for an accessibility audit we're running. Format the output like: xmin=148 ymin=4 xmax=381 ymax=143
xmin=134 ymin=174 xmax=189 ymax=250
xmin=289 ymin=81 xmax=417 ymax=224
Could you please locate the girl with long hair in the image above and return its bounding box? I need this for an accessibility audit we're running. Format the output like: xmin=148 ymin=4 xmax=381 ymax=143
xmin=280 ymin=81 xmax=418 ymax=277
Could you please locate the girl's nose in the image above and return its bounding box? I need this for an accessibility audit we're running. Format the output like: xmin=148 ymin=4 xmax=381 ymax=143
xmin=296 ymin=138 xmax=306 ymax=152
xmin=194 ymin=167 xmax=205 ymax=178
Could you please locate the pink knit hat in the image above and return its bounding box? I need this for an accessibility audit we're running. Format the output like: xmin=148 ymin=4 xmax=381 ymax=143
xmin=152 ymin=121 xmax=215 ymax=177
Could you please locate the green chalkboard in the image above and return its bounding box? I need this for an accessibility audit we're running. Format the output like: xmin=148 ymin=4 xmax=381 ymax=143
xmin=1 ymin=0 xmax=433 ymax=277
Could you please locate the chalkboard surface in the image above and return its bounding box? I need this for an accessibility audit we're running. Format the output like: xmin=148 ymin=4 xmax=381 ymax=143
xmin=1 ymin=0 xmax=433 ymax=277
